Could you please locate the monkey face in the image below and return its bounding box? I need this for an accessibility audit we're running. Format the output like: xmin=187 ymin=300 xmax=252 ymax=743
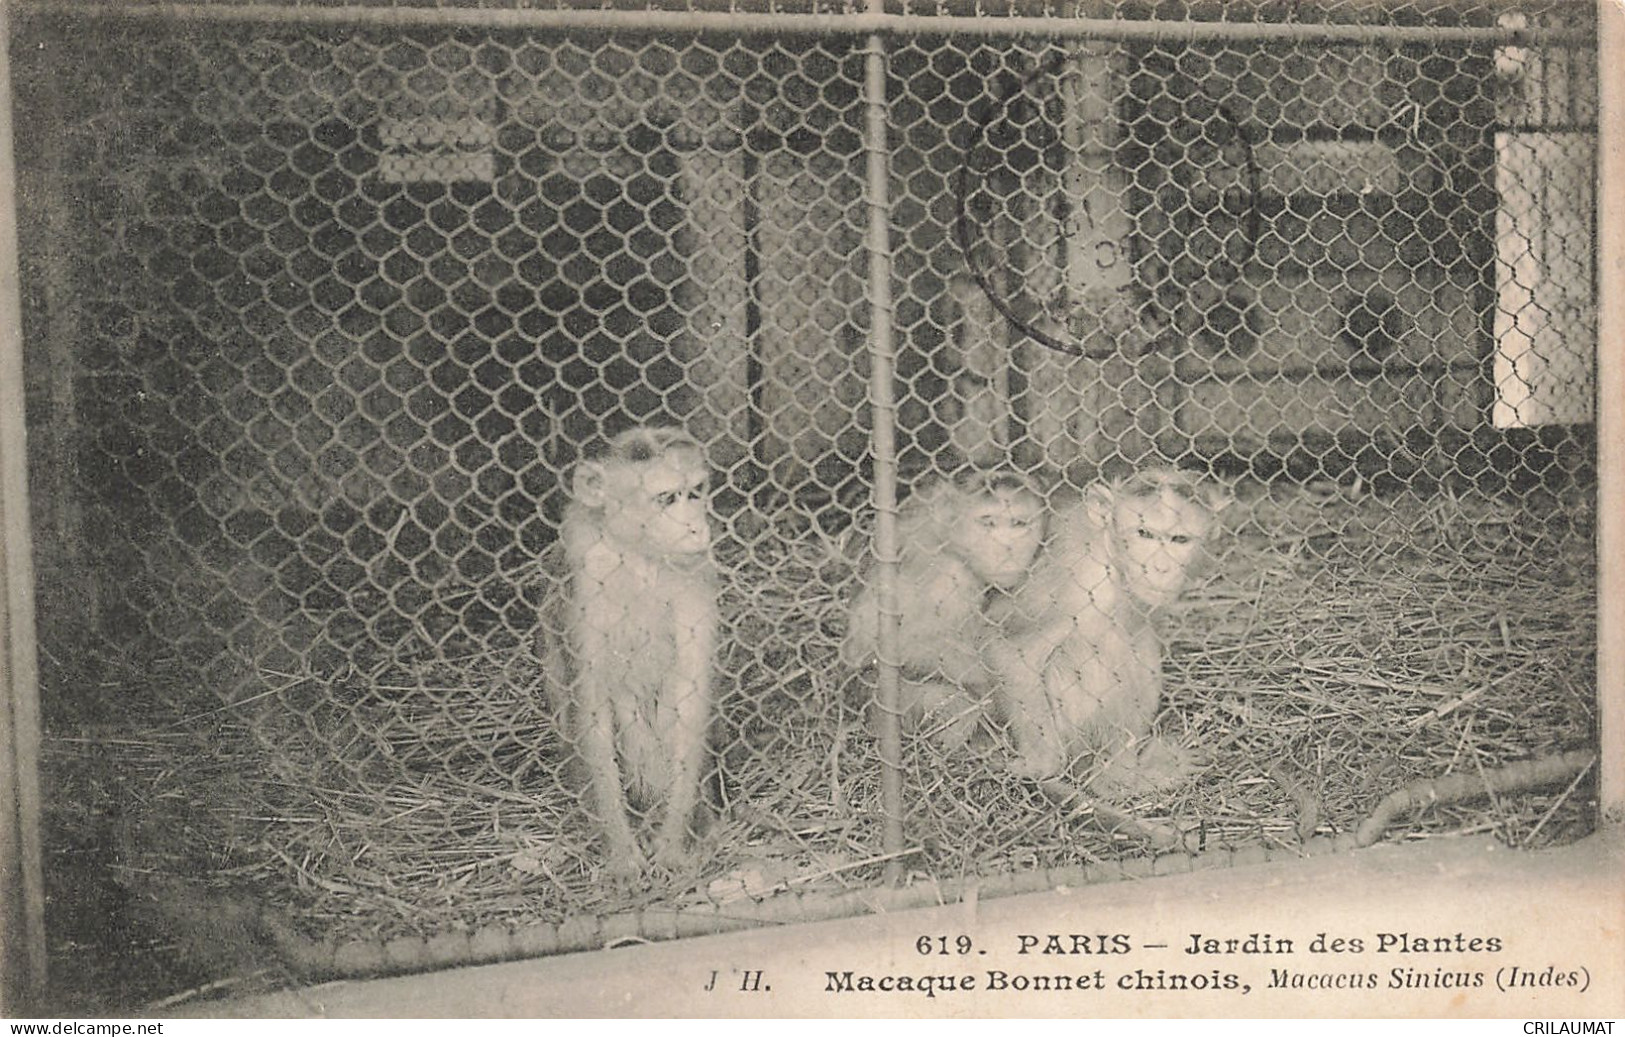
xmin=631 ymin=454 xmax=712 ymax=557
xmin=955 ymin=491 xmax=1045 ymax=588
xmin=1111 ymin=492 xmax=1213 ymax=607
xmin=585 ymin=450 xmax=712 ymax=559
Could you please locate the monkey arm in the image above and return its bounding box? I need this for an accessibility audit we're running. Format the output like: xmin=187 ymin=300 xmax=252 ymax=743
xmin=928 ymin=594 xmax=1007 ymax=689
xmin=985 ymin=618 xmax=1075 ymax=778
xmin=534 ymin=567 xmax=641 ymax=864
xmin=997 ymin=614 xmax=1077 ymax=672
xmin=535 ymin=620 xmax=574 ymax=723
xmin=533 ymin=554 xmax=580 ymax=719
xmin=931 ymin=636 xmax=993 ymax=688
xmin=574 ymin=681 xmax=644 ymax=874
xmin=839 ymin=582 xmax=881 ymax=669
xmin=651 ymin=593 xmax=718 ymax=868
xmin=843 ymin=564 xmax=977 ymax=671
xmin=538 ymin=580 xmax=636 ymax=852
xmin=987 ymin=565 xmax=1112 ymax=688
xmin=567 ymin=592 xmax=645 ymax=875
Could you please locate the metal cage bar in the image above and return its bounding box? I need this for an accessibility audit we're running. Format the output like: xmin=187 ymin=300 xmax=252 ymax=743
xmin=860 ymin=17 xmax=906 ymax=880
xmin=0 ymin=0 xmax=46 ymax=1011
xmin=14 ymin=0 xmax=1599 ymax=44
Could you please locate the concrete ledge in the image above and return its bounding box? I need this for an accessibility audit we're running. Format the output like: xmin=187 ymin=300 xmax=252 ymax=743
xmin=192 ymin=828 xmax=1625 ymax=1018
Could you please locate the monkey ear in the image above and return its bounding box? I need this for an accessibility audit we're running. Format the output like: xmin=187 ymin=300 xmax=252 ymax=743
xmin=572 ymin=461 xmax=609 ymax=508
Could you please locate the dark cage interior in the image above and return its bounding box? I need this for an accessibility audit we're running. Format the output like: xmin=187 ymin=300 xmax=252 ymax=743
xmin=7 ymin=2 xmax=1598 ymax=1012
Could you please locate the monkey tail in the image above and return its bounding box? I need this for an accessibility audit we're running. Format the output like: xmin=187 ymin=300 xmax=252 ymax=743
xmin=1354 ymin=749 xmax=1596 ymax=848
xmin=1267 ymin=760 xmax=1322 ymax=845
xmin=1035 ymin=777 xmax=1199 ymax=853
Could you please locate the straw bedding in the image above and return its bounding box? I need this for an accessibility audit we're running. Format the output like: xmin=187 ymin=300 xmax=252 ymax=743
xmin=43 ymin=479 xmax=1597 ymax=994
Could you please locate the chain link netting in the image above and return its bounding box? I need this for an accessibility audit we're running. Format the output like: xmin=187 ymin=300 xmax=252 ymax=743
xmin=11 ymin=2 xmax=1598 ymax=1008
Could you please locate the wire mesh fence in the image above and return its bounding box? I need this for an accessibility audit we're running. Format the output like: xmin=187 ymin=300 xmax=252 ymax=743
xmin=10 ymin=0 xmax=1599 ymax=1009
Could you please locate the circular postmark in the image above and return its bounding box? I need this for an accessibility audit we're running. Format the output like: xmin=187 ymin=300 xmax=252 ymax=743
xmin=952 ymin=49 xmax=1259 ymax=360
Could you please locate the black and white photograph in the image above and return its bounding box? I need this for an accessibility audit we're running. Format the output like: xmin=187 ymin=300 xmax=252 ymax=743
xmin=0 ymin=0 xmax=1617 ymax=1019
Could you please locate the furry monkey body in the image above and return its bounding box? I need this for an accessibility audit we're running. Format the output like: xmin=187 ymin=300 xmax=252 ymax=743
xmin=843 ymin=470 xmax=1046 ymax=747
xmin=988 ymin=469 xmax=1227 ymax=790
xmin=538 ymin=426 xmax=718 ymax=881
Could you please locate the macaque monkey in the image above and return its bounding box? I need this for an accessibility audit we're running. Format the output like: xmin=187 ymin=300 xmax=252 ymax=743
xmin=987 ymin=468 xmax=1228 ymax=791
xmin=536 ymin=426 xmax=719 ymax=880
xmin=842 ymin=470 xmax=1047 ymax=748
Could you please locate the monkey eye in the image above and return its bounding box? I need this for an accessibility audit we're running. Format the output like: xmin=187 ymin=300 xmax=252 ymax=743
xmin=1169 ymin=533 xmax=1193 ymax=545
xmin=655 ymin=490 xmax=680 ymax=508
xmin=684 ymin=485 xmax=707 ymax=502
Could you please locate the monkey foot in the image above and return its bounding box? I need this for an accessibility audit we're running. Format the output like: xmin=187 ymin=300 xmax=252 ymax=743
xmin=650 ymin=839 xmax=692 ymax=876
xmin=1091 ymin=738 xmax=1204 ymax=796
xmin=916 ymin=707 xmax=983 ymax=753
xmin=602 ymin=845 xmax=651 ymax=888
xmin=1008 ymin=747 xmax=1068 ymax=782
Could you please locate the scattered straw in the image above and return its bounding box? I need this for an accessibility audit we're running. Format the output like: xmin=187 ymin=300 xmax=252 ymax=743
xmin=44 ymin=481 xmax=1596 ymax=973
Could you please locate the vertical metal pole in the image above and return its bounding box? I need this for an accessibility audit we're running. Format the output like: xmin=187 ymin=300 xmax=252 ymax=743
xmin=0 ymin=0 xmax=48 ymax=1011
xmin=861 ymin=20 xmax=905 ymax=881
xmin=1596 ymin=0 xmax=1623 ymax=824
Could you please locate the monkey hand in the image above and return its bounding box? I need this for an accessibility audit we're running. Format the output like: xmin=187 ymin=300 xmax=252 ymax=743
xmin=1094 ymin=737 xmax=1203 ymax=796
xmin=650 ymin=830 xmax=692 ymax=874
xmin=1008 ymin=743 xmax=1068 ymax=782
xmin=1135 ymin=737 xmax=1205 ymax=785
xmin=602 ymin=840 xmax=651 ymax=887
